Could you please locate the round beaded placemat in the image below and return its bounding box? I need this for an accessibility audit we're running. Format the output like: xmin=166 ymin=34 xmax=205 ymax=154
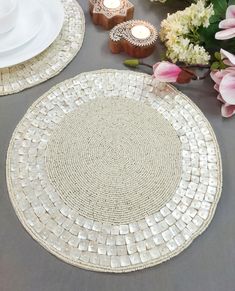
xmin=6 ymin=69 xmax=222 ymax=273
xmin=0 ymin=0 xmax=85 ymax=96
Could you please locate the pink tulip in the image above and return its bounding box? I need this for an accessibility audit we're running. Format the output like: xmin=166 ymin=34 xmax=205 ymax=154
xmin=153 ymin=61 xmax=182 ymax=82
xmin=216 ymin=89 xmax=235 ymax=118
xmin=220 ymin=48 xmax=235 ymax=66
xmin=215 ymin=5 xmax=235 ymax=40
xmin=210 ymin=49 xmax=235 ymax=118
xmin=153 ymin=61 xmax=194 ymax=84
xmin=221 ymin=103 xmax=235 ymax=118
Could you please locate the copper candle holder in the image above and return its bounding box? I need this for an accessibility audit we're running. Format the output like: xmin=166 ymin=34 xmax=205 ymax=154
xmin=89 ymin=0 xmax=134 ymax=30
xmin=109 ymin=20 xmax=158 ymax=58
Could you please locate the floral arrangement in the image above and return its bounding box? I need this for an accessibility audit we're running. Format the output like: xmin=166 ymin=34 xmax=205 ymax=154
xmin=125 ymin=0 xmax=235 ymax=117
xmin=160 ymin=0 xmax=214 ymax=64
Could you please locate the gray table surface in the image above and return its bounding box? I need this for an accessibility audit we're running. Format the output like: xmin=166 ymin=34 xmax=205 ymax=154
xmin=0 ymin=1 xmax=235 ymax=290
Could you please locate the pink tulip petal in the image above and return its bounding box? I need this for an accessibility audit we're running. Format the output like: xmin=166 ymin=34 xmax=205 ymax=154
xmin=223 ymin=67 xmax=235 ymax=74
xmin=221 ymin=103 xmax=235 ymax=118
xmin=153 ymin=62 xmax=160 ymax=72
xmin=215 ymin=28 xmax=235 ymax=40
xmin=223 ymin=59 xmax=234 ymax=66
xmin=219 ymin=73 xmax=235 ymax=105
xmin=220 ymin=49 xmax=235 ymax=66
xmin=214 ymin=84 xmax=220 ymax=93
xmin=212 ymin=68 xmax=235 ymax=79
xmin=219 ymin=18 xmax=235 ymax=29
xmin=217 ymin=93 xmax=225 ymax=103
xmin=226 ymin=5 xmax=235 ymax=19
xmin=210 ymin=69 xmax=232 ymax=85
xmin=210 ymin=71 xmax=222 ymax=85
xmin=153 ymin=61 xmax=181 ymax=83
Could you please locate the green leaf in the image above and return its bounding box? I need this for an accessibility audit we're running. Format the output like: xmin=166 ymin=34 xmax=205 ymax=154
xmin=199 ymin=22 xmax=221 ymax=52
xmin=211 ymin=0 xmax=227 ymax=17
xmin=214 ymin=51 xmax=221 ymax=60
xmin=228 ymin=0 xmax=235 ymax=6
xmin=221 ymin=38 xmax=235 ymax=54
xmin=211 ymin=61 xmax=220 ymax=70
xmin=209 ymin=14 xmax=222 ymax=23
xmin=123 ymin=59 xmax=140 ymax=68
xmin=220 ymin=62 xmax=227 ymax=69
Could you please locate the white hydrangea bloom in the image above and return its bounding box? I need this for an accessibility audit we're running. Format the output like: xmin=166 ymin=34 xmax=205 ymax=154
xmin=160 ymin=0 xmax=214 ymax=64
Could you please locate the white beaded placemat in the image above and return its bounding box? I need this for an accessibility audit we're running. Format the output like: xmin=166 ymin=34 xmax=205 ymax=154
xmin=0 ymin=0 xmax=85 ymax=96
xmin=6 ymin=69 xmax=222 ymax=273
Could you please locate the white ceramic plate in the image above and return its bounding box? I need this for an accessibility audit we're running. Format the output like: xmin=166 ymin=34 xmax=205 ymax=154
xmin=0 ymin=0 xmax=43 ymax=54
xmin=0 ymin=0 xmax=64 ymax=68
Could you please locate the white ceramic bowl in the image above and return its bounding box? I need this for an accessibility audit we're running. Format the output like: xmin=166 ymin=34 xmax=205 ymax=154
xmin=0 ymin=0 xmax=19 ymax=34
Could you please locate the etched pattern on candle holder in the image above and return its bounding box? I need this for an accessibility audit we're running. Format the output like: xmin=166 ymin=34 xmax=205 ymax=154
xmin=89 ymin=0 xmax=134 ymax=30
xmin=109 ymin=20 xmax=158 ymax=58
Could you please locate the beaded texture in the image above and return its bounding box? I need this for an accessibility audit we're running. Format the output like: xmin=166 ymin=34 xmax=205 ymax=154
xmin=0 ymin=0 xmax=85 ymax=96
xmin=6 ymin=70 xmax=222 ymax=273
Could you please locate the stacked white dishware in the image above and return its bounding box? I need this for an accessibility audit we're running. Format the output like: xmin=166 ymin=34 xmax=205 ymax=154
xmin=0 ymin=0 xmax=64 ymax=68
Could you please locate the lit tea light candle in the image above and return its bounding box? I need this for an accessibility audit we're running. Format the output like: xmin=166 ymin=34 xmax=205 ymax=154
xmin=109 ymin=20 xmax=158 ymax=58
xmin=89 ymin=0 xmax=134 ymax=30
xmin=131 ymin=25 xmax=151 ymax=40
xmin=103 ymin=0 xmax=121 ymax=9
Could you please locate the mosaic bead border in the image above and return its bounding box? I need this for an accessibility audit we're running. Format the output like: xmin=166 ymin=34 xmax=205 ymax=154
xmin=0 ymin=0 xmax=85 ymax=96
xmin=6 ymin=69 xmax=222 ymax=272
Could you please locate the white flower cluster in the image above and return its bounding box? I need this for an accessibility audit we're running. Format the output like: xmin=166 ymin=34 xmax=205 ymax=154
xmin=160 ymin=0 xmax=214 ymax=64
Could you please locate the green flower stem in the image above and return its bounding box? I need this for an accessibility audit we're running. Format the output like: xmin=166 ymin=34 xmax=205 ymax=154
xmin=123 ymin=59 xmax=211 ymax=80
xmin=139 ymin=62 xmax=153 ymax=69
